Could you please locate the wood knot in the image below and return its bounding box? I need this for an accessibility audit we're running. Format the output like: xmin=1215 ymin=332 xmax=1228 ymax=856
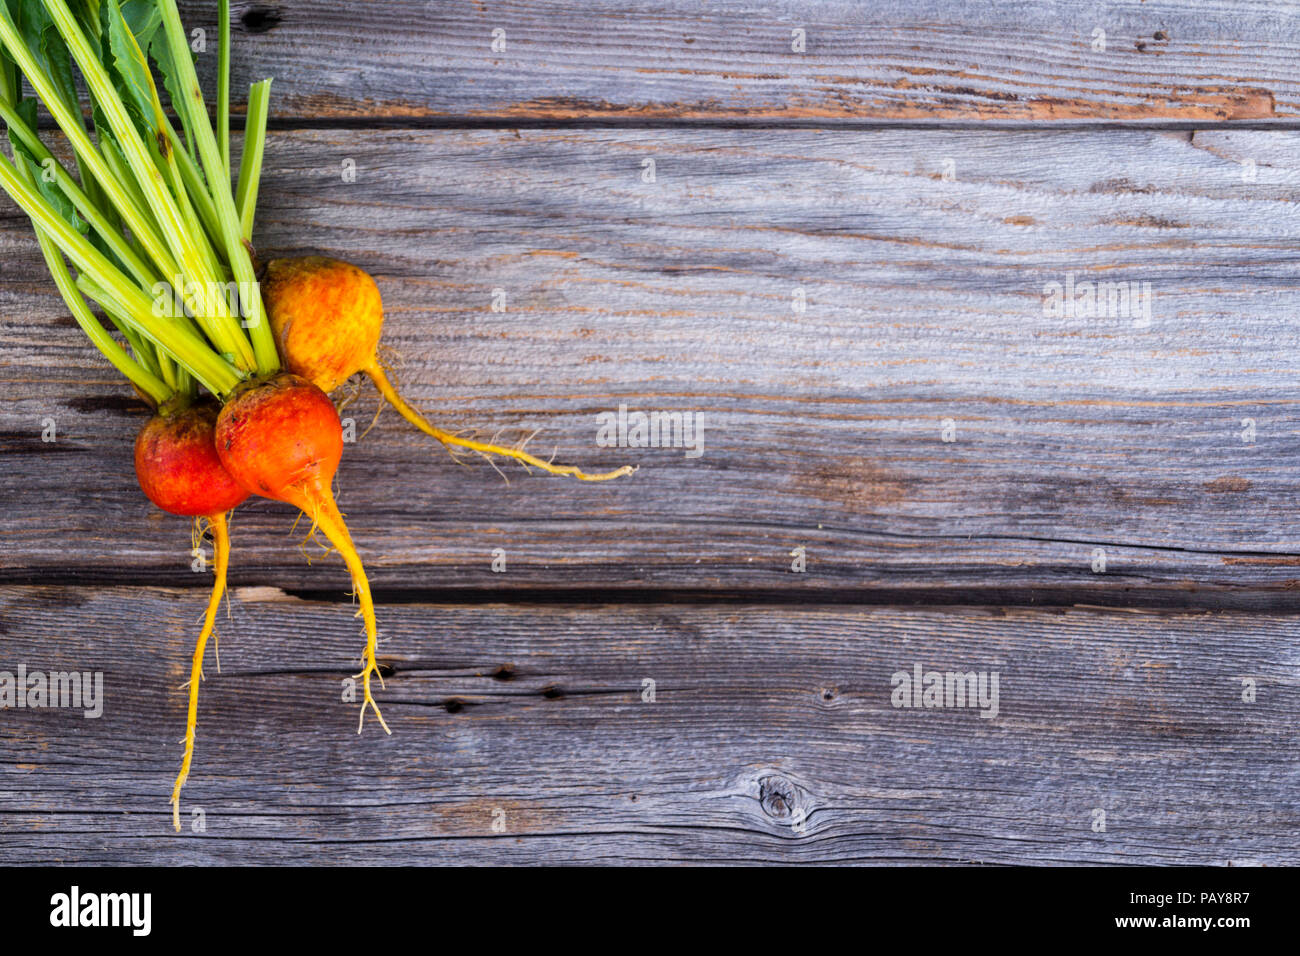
xmin=757 ymin=774 xmax=800 ymax=820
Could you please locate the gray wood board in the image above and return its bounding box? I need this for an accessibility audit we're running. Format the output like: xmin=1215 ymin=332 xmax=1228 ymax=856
xmin=173 ymin=0 xmax=1300 ymax=123
xmin=3 ymin=127 xmax=1300 ymax=603
xmin=0 ymin=587 xmax=1294 ymax=864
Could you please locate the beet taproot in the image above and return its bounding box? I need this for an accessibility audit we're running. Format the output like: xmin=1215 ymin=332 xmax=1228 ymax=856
xmin=216 ymin=373 xmax=389 ymax=734
xmin=134 ymin=402 xmax=246 ymax=830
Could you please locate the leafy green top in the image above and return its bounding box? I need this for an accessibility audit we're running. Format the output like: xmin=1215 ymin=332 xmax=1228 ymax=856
xmin=0 ymin=0 xmax=274 ymax=404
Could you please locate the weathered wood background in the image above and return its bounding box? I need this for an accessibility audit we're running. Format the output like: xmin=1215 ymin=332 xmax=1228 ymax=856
xmin=2 ymin=0 xmax=1299 ymax=864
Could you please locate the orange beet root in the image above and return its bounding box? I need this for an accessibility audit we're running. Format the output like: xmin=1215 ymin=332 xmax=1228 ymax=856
xmin=216 ymin=373 xmax=390 ymax=735
xmin=215 ymin=372 xmax=344 ymax=500
xmin=134 ymin=403 xmax=248 ymax=517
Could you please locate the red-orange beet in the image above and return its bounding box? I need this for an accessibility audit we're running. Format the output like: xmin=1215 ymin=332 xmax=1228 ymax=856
xmin=216 ymin=373 xmax=389 ymax=734
xmin=134 ymin=403 xmax=248 ymax=517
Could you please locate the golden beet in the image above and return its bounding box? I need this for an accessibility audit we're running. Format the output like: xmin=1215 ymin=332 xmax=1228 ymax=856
xmin=264 ymin=255 xmax=633 ymax=482
xmin=263 ymin=255 xmax=383 ymax=392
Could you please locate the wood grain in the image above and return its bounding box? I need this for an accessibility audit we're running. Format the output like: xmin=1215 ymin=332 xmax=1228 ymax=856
xmin=4 ymin=127 xmax=1300 ymax=603
xmin=171 ymin=0 xmax=1300 ymax=123
xmin=2 ymin=3 xmax=1298 ymax=871
xmin=1 ymin=586 xmax=1293 ymax=865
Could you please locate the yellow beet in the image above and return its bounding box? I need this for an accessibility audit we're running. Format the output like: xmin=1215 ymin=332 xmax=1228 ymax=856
xmin=263 ymin=256 xmax=383 ymax=393
xmin=261 ymin=255 xmax=634 ymax=483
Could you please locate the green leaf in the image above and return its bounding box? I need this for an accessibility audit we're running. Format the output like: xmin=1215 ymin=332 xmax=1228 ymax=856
xmin=119 ymin=0 xmax=160 ymax=40
xmin=1 ymin=0 xmax=78 ymax=113
xmin=37 ymin=10 xmax=77 ymax=113
xmin=7 ymin=96 xmax=86 ymax=234
xmin=100 ymin=0 xmax=160 ymax=138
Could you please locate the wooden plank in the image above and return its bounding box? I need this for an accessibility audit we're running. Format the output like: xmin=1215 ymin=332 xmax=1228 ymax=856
xmin=4 ymin=127 xmax=1300 ymax=602
xmin=0 ymin=587 xmax=1294 ymax=864
xmin=174 ymin=0 xmax=1300 ymax=123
